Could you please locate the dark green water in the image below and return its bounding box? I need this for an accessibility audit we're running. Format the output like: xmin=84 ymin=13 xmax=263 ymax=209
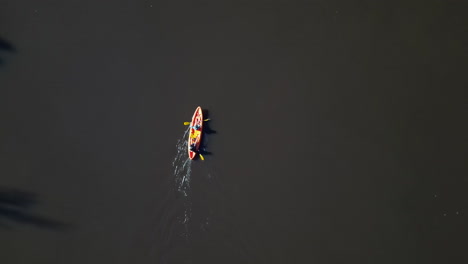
xmin=0 ymin=1 xmax=467 ymax=263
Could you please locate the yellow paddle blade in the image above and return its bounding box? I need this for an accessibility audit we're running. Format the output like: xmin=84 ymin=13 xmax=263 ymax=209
xmin=203 ymin=119 xmax=210 ymax=121
xmin=184 ymin=122 xmax=190 ymax=125
xmin=199 ymin=154 xmax=205 ymax=161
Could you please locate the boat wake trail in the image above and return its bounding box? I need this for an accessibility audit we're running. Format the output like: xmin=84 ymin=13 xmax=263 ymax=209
xmin=173 ymin=127 xmax=191 ymax=195
xmin=172 ymin=127 xmax=192 ymax=238
xmin=146 ymin=128 xmax=193 ymax=263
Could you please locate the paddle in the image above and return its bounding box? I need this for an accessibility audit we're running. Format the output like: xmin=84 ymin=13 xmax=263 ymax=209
xmin=199 ymin=154 xmax=205 ymax=161
xmin=183 ymin=119 xmax=210 ymax=125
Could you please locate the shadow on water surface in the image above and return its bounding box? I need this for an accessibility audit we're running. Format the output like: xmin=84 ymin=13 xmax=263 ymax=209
xmin=202 ymin=109 xmax=216 ymax=135
xmin=0 ymin=187 xmax=67 ymax=230
xmin=0 ymin=37 xmax=15 ymax=66
xmin=199 ymin=109 xmax=216 ymax=158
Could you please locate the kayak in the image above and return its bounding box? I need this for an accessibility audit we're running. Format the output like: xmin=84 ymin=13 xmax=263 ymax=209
xmin=188 ymin=106 xmax=203 ymax=160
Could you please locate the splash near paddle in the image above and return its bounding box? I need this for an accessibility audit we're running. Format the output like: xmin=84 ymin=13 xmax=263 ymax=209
xmin=187 ymin=106 xmax=203 ymax=160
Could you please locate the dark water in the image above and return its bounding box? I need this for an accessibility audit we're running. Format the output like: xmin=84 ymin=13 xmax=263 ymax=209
xmin=1 ymin=1 xmax=467 ymax=263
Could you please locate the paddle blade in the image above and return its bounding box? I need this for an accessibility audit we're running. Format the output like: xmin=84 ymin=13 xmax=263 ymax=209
xmin=184 ymin=122 xmax=190 ymax=125
xmin=199 ymin=154 xmax=205 ymax=161
xmin=204 ymin=118 xmax=210 ymax=121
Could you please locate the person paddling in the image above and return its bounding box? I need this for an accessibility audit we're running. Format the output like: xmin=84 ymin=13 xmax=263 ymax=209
xmin=189 ymin=143 xmax=197 ymax=152
xmin=190 ymin=124 xmax=201 ymax=130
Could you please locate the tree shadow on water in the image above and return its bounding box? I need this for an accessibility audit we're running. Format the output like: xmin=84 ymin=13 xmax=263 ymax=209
xmin=0 ymin=37 xmax=16 ymax=66
xmin=0 ymin=187 xmax=68 ymax=230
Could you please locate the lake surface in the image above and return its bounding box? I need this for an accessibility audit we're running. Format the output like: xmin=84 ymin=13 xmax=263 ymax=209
xmin=0 ymin=1 xmax=467 ymax=263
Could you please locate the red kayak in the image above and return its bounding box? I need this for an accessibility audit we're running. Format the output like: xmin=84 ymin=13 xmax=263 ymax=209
xmin=188 ymin=106 xmax=203 ymax=160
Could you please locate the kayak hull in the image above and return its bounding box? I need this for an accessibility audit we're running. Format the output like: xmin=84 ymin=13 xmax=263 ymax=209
xmin=188 ymin=106 xmax=203 ymax=160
